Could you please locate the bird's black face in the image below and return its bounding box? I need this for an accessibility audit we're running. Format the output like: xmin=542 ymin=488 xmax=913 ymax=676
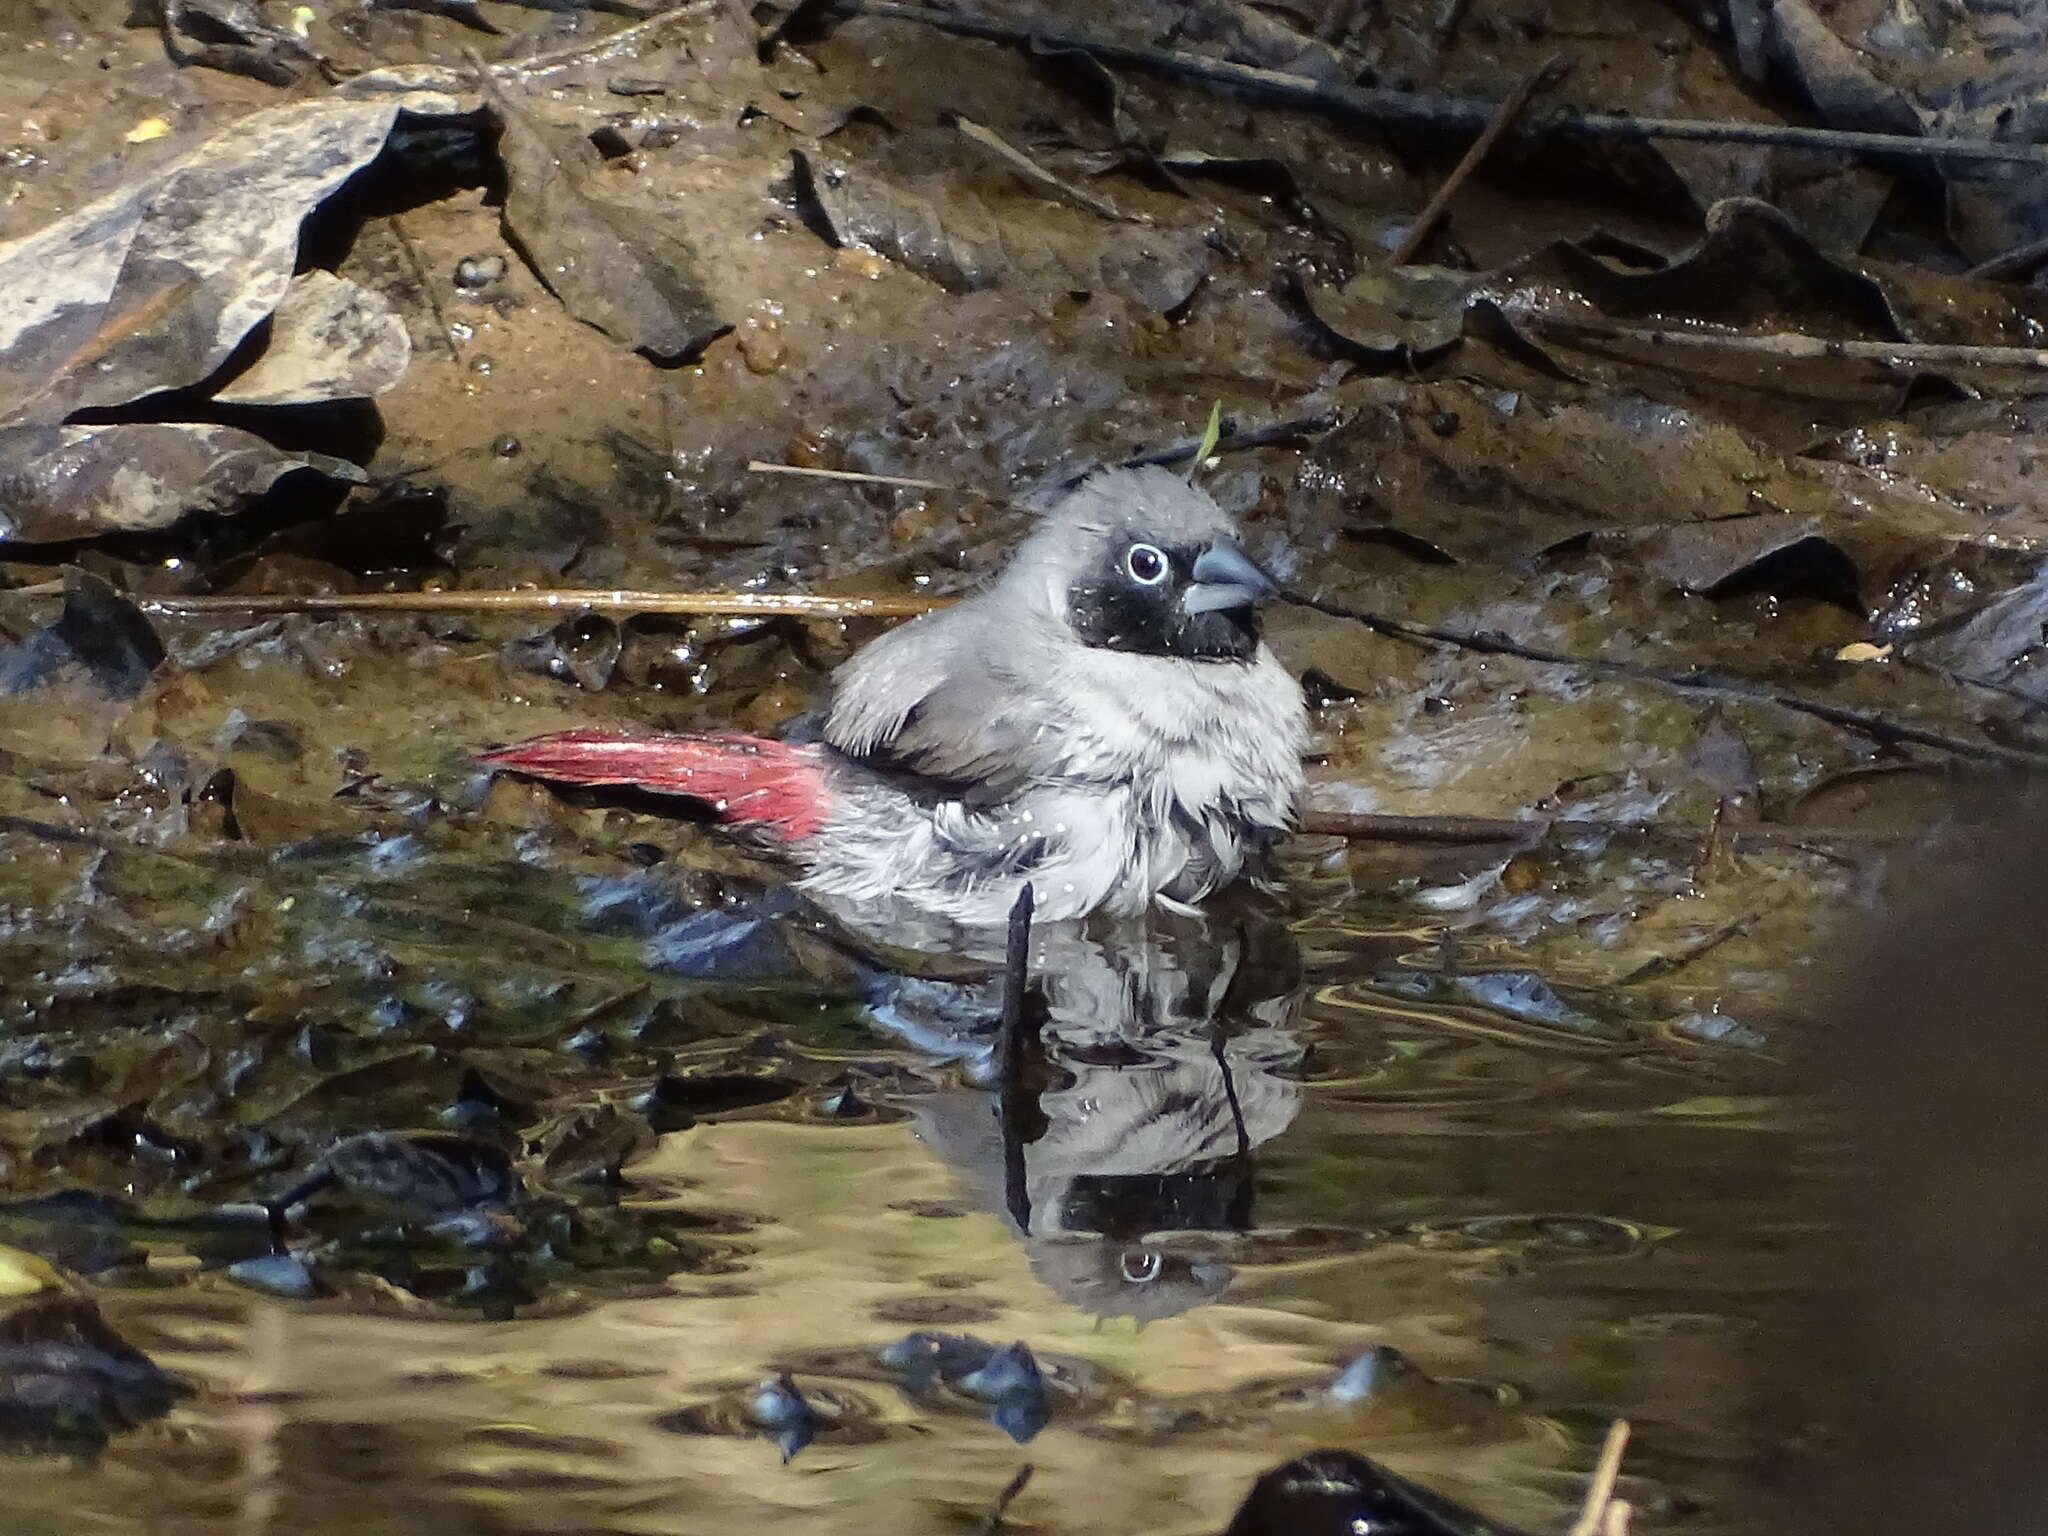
xmin=1065 ymin=533 xmax=1276 ymax=662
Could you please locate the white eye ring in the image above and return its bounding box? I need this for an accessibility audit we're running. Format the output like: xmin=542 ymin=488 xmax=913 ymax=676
xmin=1124 ymin=543 xmax=1169 ymax=586
xmin=1120 ymin=1248 xmax=1164 ymax=1283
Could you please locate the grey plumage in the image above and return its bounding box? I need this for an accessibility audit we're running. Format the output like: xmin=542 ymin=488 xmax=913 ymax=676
xmin=805 ymin=467 xmax=1308 ymax=926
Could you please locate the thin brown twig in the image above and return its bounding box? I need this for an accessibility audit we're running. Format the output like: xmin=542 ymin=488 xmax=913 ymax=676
xmin=339 ymin=2 xmax=714 ymax=91
xmin=1567 ymin=1420 xmax=1632 ymax=1536
xmin=975 ymin=1463 xmax=1034 ymax=1536
xmin=386 ymin=215 xmax=462 ymax=368
xmin=829 ymin=1 xmax=2048 ymax=167
xmin=489 ymin=0 xmax=715 ymax=74
xmin=745 ymin=461 xmax=959 ymax=491
xmin=1287 ymin=591 xmax=2048 ymax=770
xmin=1297 ymin=808 xmax=1904 ymax=854
xmin=1391 ymin=55 xmax=1560 ymax=265
xmin=1512 ymin=307 xmax=2048 ymax=371
xmin=137 ymin=588 xmax=951 ymax=620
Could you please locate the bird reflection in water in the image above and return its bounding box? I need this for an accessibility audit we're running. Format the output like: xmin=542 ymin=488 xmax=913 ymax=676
xmin=853 ymin=888 xmax=1307 ymax=1323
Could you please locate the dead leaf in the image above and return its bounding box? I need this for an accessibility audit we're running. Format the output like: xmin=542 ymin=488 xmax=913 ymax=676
xmin=0 ymin=423 xmax=364 ymax=544
xmin=215 ymin=272 xmax=412 ymax=406
xmin=0 ymin=97 xmax=411 ymax=424
xmin=794 ymin=138 xmax=1210 ymax=309
xmin=490 ymin=90 xmax=727 ymax=362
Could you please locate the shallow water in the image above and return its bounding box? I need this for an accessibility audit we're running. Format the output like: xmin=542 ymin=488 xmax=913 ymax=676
xmin=0 ymin=859 xmax=1819 ymax=1536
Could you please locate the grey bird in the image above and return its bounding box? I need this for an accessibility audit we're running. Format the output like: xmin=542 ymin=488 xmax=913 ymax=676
xmin=478 ymin=467 xmax=1309 ymax=927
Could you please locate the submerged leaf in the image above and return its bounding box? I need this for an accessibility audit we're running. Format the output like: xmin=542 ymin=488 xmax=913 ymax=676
xmin=0 ymin=570 xmax=165 ymax=701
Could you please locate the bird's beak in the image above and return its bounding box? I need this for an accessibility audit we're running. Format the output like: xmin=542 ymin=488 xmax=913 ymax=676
xmin=1184 ymin=539 xmax=1278 ymax=615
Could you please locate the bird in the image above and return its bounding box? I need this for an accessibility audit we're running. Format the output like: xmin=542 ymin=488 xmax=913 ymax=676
xmin=477 ymin=466 xmax=1309 ymax=928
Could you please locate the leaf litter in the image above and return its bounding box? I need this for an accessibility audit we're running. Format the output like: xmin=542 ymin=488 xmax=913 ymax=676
xmin=0 ymin=0 xmax=2040 ymax=1531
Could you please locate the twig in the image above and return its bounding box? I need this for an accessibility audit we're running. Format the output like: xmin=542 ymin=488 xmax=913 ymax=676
xmin=828 ymin=1 xmax=2048 ymax=167
xmin=975 ymin=1463 xmax=1034 ymax=1536
xmin=1297 ymin=808 xmax=1904 ymax=854
xmin=386 ymin=215 xmax=462 ymax=367
xmin=1390 ymin=56 xmax=1559 ymax=265
xmin=1566 ymin=1420 xmax=1632 ymax=1536
xmin=489 ymin=0 xmax=714 ymax=74
xmin=745 ymin=461 xmax=958 ymax=492
xmin=1512 ymin=307 xmax=2048 ymax=371
xmin=1287 ymin=591 xmax=2048 ymax=769
xmin=138 ymin=588 xmax=949 ymax=620
xmin=343 ymin=2 xmax=715 ymax=90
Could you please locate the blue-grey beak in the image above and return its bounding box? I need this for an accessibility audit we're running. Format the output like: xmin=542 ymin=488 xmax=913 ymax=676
xmin=1184 ymin=539 xmax=1278 ymax=615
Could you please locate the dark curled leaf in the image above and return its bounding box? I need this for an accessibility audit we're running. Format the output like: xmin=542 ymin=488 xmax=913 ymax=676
xmin=1590 ymin=514 xmax=1859 ymax=601
xmin=792 ymin=140 xmax=1210 ymax=310
xmin=0 ymin=423 xmax=365 ymax=545
xmin=1512 ymin=199 xmax=1904 ymax=338
xmin=0 ymin=570 xmax=165 ymax=701
xmin=503 ymin=613 xmax=622 ymax=692
xmin=488 ymin=90 xmax=727 ymax=362
xmin=136 ymin=0 xmax=317 ymax=84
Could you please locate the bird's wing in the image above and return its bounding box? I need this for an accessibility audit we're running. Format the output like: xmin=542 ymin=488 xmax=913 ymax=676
xmin=823 ymin=604 xmax=1068 ymax=790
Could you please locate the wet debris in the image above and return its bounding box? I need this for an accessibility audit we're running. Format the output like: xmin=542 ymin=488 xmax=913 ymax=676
xmin=212 ymin=271 xmax=412 ymax=408
xmin=481 ymin=73 xmax=727 ymax=363
xmin=262 ymin=1129 xmax=517 ymax=1246
xmin=0 ymin=570 xmax=165 ymax=700
xmin=135 ymin=0 xmax=320 ymax=86
xmin=957 ymin=1340 xmax=1051 ymax=1443
xmin=1327 ymin=1344 xmax=1417 ymax=1404
xmin=656 ymin=1371 xmax=888 ymax=1458
xmin=0 ymin=1293 xmax=187 ymax=1456
xmin=0 ymin=424 xmax=364 ymax=544
xmin=748 ymin=1370 xmax=824 ymax=1461
xmin=792 ymin=137 xmax=1211 ymax=309
xmin=226 ymin=1249 xmax=323 ymax=1298
xmin=452 ymin=251 xmax=509 ymax=289
xmin=878 ymin=1332 xmax=1055 ymax=1443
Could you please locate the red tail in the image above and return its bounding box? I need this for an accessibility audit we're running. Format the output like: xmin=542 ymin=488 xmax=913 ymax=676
xmin=477 ymin=730 xmax=829 ymax=840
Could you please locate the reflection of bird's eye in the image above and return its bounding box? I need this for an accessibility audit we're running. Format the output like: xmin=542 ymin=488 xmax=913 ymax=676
xmin=1120 ymin=1248 xmax=1164 ymax=1283
xmin=1124 ymin=543 xmax=1168 ymax=585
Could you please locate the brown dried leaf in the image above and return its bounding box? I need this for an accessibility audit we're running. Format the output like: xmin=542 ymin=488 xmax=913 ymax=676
xmin=491 ymin=92 xmax=727 ymax=362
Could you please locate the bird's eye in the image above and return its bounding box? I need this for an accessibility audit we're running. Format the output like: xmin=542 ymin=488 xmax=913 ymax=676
xmin=1124 ymin=543 xmax=1168 ymax=585
xmin=1120 ymin=1248 xmax=1164 ymax=1283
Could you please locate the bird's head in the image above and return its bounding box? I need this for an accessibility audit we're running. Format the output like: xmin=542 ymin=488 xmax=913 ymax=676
xmin=1005 ymin=467 xmax=1279 ymax=663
